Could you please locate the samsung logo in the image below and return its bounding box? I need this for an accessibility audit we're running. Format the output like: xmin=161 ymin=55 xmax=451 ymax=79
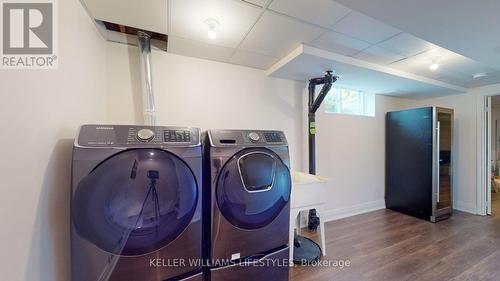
xmin=96 ymin=126 xmax=114 ymax=130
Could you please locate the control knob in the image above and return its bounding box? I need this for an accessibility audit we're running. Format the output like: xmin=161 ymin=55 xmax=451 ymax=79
xmin=248 ymin=132 xmax=260 ymax=142
xmin=137 ymin=129 xmax=155 ymax=142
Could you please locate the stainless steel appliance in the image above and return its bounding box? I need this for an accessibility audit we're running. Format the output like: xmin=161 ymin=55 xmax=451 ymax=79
xmin=386 ymin=107 xmax=454 ymax=222
xmin=204 ymin=129 xmax=291 ymax=281
xmin=71 ymin=125 xmax=203 ymax=281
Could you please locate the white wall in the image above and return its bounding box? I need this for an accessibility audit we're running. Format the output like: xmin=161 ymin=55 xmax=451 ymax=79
xmin=408 ymin=93 xmax=479 ymax=213
xmin=310 ymin=94 xmax=417 ymax=219
xmin=105 ymin=43 xmax=305 ymax=169
xmin=0 ymin=0 xmax=108 ymax=280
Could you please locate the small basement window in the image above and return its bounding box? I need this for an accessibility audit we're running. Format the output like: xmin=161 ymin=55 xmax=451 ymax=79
xmin=323 ymin=87 xmax=375 ymax=117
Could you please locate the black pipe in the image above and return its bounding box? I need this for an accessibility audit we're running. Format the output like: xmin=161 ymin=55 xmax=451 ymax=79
xmin=308 ymin=81 xmax=317 ymax=174
xmin=310 ymin=81 xmax=333 ymax=114
xmin=308 ymin=71 xmax=337 ymax=174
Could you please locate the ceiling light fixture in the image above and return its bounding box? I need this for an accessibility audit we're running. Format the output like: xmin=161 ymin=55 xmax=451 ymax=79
xmin=205 ymin=18 xmax=219 ymax=40
xmin=429 ymin=62 xmax=440 ymax=71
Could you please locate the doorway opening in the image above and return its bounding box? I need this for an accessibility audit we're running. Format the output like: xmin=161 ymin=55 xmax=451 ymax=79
xmin=488 ymin=96 xmax=500 ymax=216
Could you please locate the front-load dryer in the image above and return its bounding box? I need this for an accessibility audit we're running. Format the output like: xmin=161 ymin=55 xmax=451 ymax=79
xmin=71 ymin=125 xmax=203 ymax=281
xmin=204 ymin=129 xmax=291 ymax=281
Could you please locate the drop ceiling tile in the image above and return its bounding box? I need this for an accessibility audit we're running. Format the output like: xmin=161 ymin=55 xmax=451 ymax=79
xmin=389 ymin=49 xmax=450 ymax=74
xmin=229 ymin=50 xmax=278 ymax=69
xmin=389 ymin=53 xmax=431 ymax=75
xmin=239 ymin=11 xmax=325 ymax=57
xmin=435 ymin=72 xmax=471 ymax=88
xmin=388 ymin=51 xmax=473 ymax=88
xmin=440 ymin=54 xmax=497 ymax=77
xmin=310 ymin=31 xmax=371 ymax=56
xmin=354 ymin=46 xmax=405 ymax=65
xmin=331 ymin=11 xmax=400 ymax=44
xmin=387 ymin=46 xmax=500 ymax=88
xmin=243 ymin=0 xmax=268 ymax=7
xmin=467 ymin=71 xmax=500 ymax=88
xmin=400 ymin=49 xmax=498 ymax=81
xmin=170 ymin=0 xmax=261 ymax=48
xmin=377 ymin=33 xmax=436 ymax=57
xmin=84 ymin=0 xmax=168 ymax=34
xmin=269 ymin=0 xmax=351 ymax=28
xmin=168 ymin=36 xmax=234 ymax=62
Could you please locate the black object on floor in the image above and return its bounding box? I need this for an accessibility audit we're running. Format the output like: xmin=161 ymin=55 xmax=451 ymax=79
xmin=308 ymin=209 xmax=320 ymax=231
xmin=293 ymin=234 xmax=321 ymax=265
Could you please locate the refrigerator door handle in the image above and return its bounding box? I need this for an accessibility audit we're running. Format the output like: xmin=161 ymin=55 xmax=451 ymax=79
xmin=436 ymin=121 xmax=440 ymax=203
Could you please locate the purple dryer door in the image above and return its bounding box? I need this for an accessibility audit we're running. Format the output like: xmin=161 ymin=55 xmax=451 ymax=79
xmin=72 ymin=149 xmax=198 ymax=256
xmin=216 ymin=148 xmax=291 ymax=230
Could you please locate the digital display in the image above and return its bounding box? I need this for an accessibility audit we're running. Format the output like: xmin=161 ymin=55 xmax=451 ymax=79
xmin=264 ymin=132 xmax=282 ymax=143
xmin=164 ymin=130 xmax=191 ymax=142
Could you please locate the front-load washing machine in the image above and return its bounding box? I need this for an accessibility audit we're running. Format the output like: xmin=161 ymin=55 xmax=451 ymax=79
xmin=71 ymin=125 xmax=203 ymax=281
xmin=204 ymin=129 xmax=291 ymax=281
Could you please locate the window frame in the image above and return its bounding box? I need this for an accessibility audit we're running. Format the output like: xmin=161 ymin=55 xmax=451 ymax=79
xmin=323 ymin=87 xmax=375 ymax=117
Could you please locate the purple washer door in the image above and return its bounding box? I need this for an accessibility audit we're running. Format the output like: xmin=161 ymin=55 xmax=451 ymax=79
xmin=216 ymin=148 xmax=291 ymax=230
xmin=72 ymin=149 xmax=198 ymax=256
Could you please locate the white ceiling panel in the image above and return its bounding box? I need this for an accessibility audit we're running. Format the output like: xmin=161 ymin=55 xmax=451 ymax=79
xmin=331 ymin=12 xmax=400 ymax=44
xmin=389 ymin=48 xmax=499 ymax=88
xmin=388 ymin=49 xmax=445 ymax=70
xmin=377 ymin=33 xmax=436 ymax=57
xmin=243 ymin=0 xmax=268 ymax=7
xmin=440 ymin=55 xmax=497 ymax=77
xmin=83 ymin=0 xmax=168 ymax=33
xmin=267 ymin=45 xmax=465 ymax=99
xmin=168 ymin=36 xmax=234 ymax=62
xmin=354 ymin=46 xmax=404 ymax=65
xmin=334 ymin=0 xmax=500 ymax=70
xmin=170 ymin=0 xmax=261 ymax=48
xmin=468 ymin=71 xmax=500 ymax=88
xmin=239 ymin=11 xmax=325 ymax=57
xmin=229 ymin=50 xmax=278 ymax=69
xmin=310 ymin=31 xmax=371 ymax=56
xmin=389 ymin=49 xmax=436 ymax=70
xmin=269 ymin=0 xmax=351 ymax=28
xmin=434 ymin=73 xmax=469 ymax=88
xmin=389 ymin=53 xmax=454 ymax=79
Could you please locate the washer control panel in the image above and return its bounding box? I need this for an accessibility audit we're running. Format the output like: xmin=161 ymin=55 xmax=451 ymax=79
xmin=263 ymin=131 xmax=283 ymax=143
xmin=137 ymin=129 xmax=155 ymax=142
xmin=77 ymin=125 xmax=200 ymax=147
xmin=164 ymin=130 xmax=191 ymax=142
xmin=248 ymin=132 xmax=260 ymax=142
xmin=209 ymin=129 xmax=287 ymax=147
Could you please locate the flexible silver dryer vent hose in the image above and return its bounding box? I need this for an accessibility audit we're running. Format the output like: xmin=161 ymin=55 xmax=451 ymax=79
xmin=138 ymin=31 xmax=157 ymax=126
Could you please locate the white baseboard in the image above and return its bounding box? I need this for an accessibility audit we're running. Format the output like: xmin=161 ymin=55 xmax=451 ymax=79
xmin=318 ymin=200 xmax=477 ymax=223
xmin=321 ymin=200 xmax=386 ymax=222
xmin=453 ymin=200 xmax=477 ymax=214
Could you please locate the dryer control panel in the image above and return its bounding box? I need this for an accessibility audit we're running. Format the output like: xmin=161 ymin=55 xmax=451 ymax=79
xmin=209 ymin=129 xmax=287 ymax=147
xmin=77 ymin=125 xmax=200 ymax=147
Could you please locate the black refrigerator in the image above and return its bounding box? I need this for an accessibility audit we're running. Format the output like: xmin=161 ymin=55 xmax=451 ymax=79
xmin=386 ymin=107 xmax=453 ymax=222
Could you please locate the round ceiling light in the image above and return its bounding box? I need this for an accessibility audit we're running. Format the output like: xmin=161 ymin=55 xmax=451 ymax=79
xmin=429 ymin=63 xmax=440 ymax=71
xmin=205 ymin=18 xmax=219 ymax=40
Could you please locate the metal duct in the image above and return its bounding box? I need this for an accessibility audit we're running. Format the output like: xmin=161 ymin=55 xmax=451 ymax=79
xmin=138 ymin=31 xmax=157 ymax=126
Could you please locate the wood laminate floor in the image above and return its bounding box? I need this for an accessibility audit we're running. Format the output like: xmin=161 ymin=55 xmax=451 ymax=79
xmin=290 ymin=204 xmax=500 ymax=281
xmin=492 ymin=191 xmax=500 ymax=216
